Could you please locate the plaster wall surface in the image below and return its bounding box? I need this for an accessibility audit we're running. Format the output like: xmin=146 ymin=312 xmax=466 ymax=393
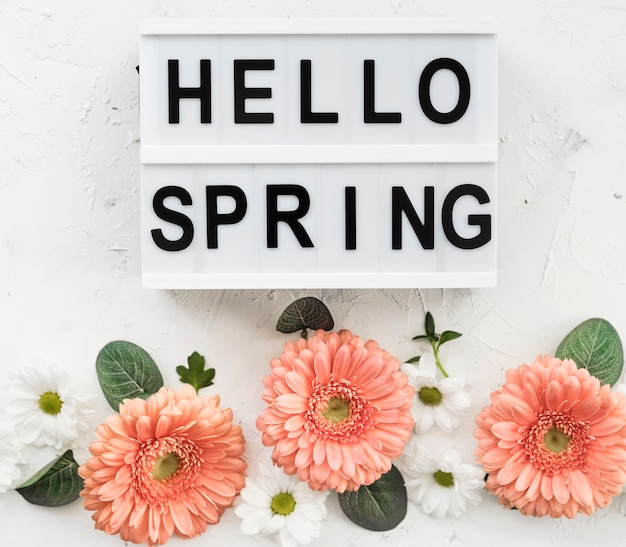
xmin=1 ymin=1 xmax=626 ymax=546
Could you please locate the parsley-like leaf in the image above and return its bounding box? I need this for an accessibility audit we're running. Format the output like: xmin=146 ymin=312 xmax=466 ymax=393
xmin=176 ymin=351 xmax=215 ymax=393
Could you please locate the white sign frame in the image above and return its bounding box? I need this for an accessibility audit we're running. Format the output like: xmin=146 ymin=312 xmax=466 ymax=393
xmin=139 ymin=18 xmax=497 ymax=289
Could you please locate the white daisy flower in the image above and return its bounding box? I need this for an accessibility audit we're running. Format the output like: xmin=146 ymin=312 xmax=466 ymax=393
xmin=235 ymin=460 xmax=330 ymax=547
xmin=5 ymin=366 xmax=96 ymax=450
xmin=0 ymin=427 xmax=23 ymax=493
xmin=401 ymin=353 xmax=471 ymax=434
xmin=401 ymin=437 xmax=484 ymax=518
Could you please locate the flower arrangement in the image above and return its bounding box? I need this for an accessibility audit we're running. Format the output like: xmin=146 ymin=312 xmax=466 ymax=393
xmin=1 ymin=300 xmax=625 ymax=546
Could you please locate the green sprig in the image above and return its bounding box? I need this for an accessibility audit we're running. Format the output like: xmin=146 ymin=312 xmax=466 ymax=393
xmin=176 ymin=351 xmax=215 ymax=393
xmin=410 ymin=312 xmax=462 ymax=377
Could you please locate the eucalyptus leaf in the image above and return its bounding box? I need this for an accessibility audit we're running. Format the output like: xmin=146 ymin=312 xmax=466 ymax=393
xmin=276 ymin=297 xmax=334 ymax=334
xmin=16 ymin=450 xmax=83 ymax=507
xmin=96 ymin=340 xmax=164 ymax=410
xmin=338 ymin=465 xmax=407 ymax=531
xmin=555 ymin=318 xmax=624 ymax=386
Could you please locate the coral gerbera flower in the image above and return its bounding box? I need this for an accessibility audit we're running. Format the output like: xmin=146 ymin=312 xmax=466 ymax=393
xmin=256 ymin=329 xmax=414 ymax=492
xmin=475 ymin=355 xmax=626 ymax=518
xmin=78 ymin=385 xmax=247 ymax=546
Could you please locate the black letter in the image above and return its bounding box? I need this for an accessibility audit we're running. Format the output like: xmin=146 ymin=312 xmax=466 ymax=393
xmin=442 ymin=184 xmax=491 ymax=249
xmin=391 ymin=186 xmax=434 ymax=250
xmin=418 ymin=58 xmax=470 ymax=124
xmin=151 ymin=186 xmax=194 ymax=251
xmin=364 ymin=60 xmax=401 ymax=123
xmin=345 ymin=186 xmax=356 ymax=250
xmin=206 ymin=186 xmax=248 ymax=249
xmin=168 ymin=59 xmax=211 ymax=124
xmin=266 ymin=185 xmax=314 ymax=248
xmin=300 ymin=60 xmax=339 ymax=123
xmin=234 ymin=60 xmax=274 ymax=124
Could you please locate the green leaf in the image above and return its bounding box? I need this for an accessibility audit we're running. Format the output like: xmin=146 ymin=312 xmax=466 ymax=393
xmin=16 ymin=450 xmax=83 ymax=507
xmin=96 ymin=340 xmax=164 ymax=410
xmin=555 ymin=318 xmax=624 ymax=386
xmin=411 ymin=334 xmax=430 ymax=341
xmin=405 ymin=355 xmax=421 ymax=364
xmin=338 ymin=465 xmax=407 ymax=531
xmin=176 ymin=351 xmax=215 ymax=393
xmin=438 ymin=330 xmax=463 ymax=347
xmin=276 ymin=297 xmax=334 ymax=334
xmin=424 ymin=312 xmax=435 ymax=338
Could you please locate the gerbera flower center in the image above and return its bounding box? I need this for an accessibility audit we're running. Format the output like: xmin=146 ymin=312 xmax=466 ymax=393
xmin=38 ymin=391 xmax=63 ymax=415
xmin=323 ymin=396 xmax=350 ymax=423
xmin=418 ymin=386 xmax=442 ymax=406
xmin=306 ymin=379 xmax=374 ymax=441
xmin=433 ymin=470 xmax=455 ymax=487
xmin=544 ymin=428 xmax=570 ymax=454
xmin=152 ymin=452 xmax=181 ymax=481
xmin=271 ymin=492 xmax=296 ymax=516
xmin=522 ymin=410 xmax=590 ymax=475
xmin=134 ymin=437 xmax=204 ymax=504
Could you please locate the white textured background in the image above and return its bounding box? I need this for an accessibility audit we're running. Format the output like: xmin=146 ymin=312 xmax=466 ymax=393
xmin=2 ymin=1 xmax=626 ymax=546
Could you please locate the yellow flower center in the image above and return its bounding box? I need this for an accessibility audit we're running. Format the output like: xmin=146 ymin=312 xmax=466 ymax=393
xmin=433 ymin=470 xmax=454 ymax=487
xmin=544 ymin=428 xmax=570 ymax=454
xmin=418 ymin=386 xmax=442 ymax=406
xmin=323 ymin=396 xmax=350 ymax=423
xmin=271 ymin=492 xmax=296 ymax=516
xmin=152 ymin=452 xmax=180 ymax=481
xmin=38 ymin=391 xmax=63 ymax=415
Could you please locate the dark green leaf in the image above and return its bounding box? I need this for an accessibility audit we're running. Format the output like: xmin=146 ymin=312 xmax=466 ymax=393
xmin=96 ymin=340 xmax=164 ymax=410
xmin=405 ymin=355 xmax=421 ymax=364
xmin=555 ymin=318 xmax=624 ymax=386
xmin=424 ymin=312 xmax=435 ymax=338
xmin=438 ymin=330 xmax=463 ymax=347
xmin=176 ymin=351 xmax=215 ymax=393
xmin=16 ymin=450 xmax=83 ymax=507
xmin=276 ymin=297 xmax=334 ymax=334
xmin=411 ymin=334 xmax=430 ymax=341
xmin=338 ymin=465 xmax=407 ymax=531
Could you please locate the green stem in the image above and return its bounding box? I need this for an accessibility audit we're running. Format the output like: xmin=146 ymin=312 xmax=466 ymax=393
xmin=430 ymin=339 xmax=449 ymax=378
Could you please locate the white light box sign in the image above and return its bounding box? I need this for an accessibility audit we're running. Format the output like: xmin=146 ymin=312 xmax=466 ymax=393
xmin=139 ymin=19 xmax=497 ymax=289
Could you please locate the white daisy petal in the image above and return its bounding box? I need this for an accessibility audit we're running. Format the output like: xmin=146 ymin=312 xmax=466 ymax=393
xmin=265 ymin=513 xmax=287 ymax=534
xmin=0 ymin=428 xmax=22 ymax=493
xmin=240 ymin=508 xmax=275 ymax=535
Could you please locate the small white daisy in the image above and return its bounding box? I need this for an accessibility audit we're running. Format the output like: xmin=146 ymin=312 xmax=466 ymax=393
xmin=0 ymin=427 xmax=23 ymax=493
xmin=401 ymin=437 xmax=484 ymax=518
xmin=235 ymin=460 xmax=330 ymax=547
xmin=401 ymin=353 xmax=471 ymax=434
xmin=5 ymin=366 xmax=96 ymax=450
